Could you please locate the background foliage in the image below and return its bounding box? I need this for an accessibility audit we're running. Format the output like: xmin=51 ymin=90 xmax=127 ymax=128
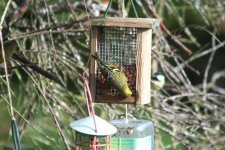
xmin=0 ymin=0 xmax=225 ymax=149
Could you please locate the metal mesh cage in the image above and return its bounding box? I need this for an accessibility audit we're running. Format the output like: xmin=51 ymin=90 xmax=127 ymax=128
xmin=75 ymin=132 xmax=110 ymax=150
xmin=96 ymin=26 xmax=137 ymax=96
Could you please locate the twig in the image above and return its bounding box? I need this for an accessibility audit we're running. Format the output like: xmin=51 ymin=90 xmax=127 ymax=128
xmin=1 ymin=95 xmax=55 ymax=142
xmin=27 ymin=71 xmax=71 ymax=150
xmin=13 ymin=53 xmax=62 ymax=84
xmin=179 ymin=40 xmax=225 ymax=69
xmin=9 ymin=28 xmax=86 ymax=41
xmin=203 ymin=34 xmax=217 ymax=101
xmin=0 ymin=0 xmax=14 ymax=118
xmin=46 ymin=8 xmax=85 ymax=69
xmin=143 ymin=0 xmax=192 ymax=55
xmin=45 ymin=92 xmax=77 ymax=119
xmin=20 ymin=95 xmax=39 ymax=137
xmin=42 ymin=0 xmax=57 ymax=68
xmin=64 ymin=0 xmax=86 ymax=33
xmin=6 ymin=0 xmax=30 ymax=25
xmin=43 ymin=91 xmax=71 ymax=150
xmin=5 ymin=15 xmax=99 ymax=43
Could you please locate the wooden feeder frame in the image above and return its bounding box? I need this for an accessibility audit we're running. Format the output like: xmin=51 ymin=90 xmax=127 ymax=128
xmin=87 ymin=17 xmax=159 ymax=105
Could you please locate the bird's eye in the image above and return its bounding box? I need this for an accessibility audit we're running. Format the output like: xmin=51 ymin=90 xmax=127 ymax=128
xmin=152 ymin=76 xmax=158 ymax=80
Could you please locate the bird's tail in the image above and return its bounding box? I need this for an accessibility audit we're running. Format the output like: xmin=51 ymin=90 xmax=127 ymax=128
xmin=91 ymin=53 xmax=100 ymax=60
xmin=92 ymin=53 xmax=119 ymax=71
xmin=91 ymin=53 xmax=107 ymax=66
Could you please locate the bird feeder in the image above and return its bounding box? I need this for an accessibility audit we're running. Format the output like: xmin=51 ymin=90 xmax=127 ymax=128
xmin=70 ymin=115 xmax=117 ymax=150
xmin=109 ymin=118 xmax=154 ymax=150
xmin=86 ymin=17 xmax=159 ymax=104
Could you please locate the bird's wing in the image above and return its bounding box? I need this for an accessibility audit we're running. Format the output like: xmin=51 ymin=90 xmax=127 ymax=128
xmin=110 ymin=70 xmax=128 ymax=87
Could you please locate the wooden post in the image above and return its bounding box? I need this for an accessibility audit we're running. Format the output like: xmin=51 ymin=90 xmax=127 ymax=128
xmin=89 ymin=26 xmax=98 ymax=100
xmin=136 ymin=28 xmax=152 ymax=104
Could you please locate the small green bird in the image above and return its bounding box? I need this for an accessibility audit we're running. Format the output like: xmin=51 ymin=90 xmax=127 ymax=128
xmin=0 ymin=40 xmax=18 ymax=64
xmin=92 ymin=54 xmax=132 ymax=97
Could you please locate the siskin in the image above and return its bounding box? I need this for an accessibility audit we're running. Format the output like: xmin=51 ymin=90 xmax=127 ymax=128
xmin=92 ymin=54 xmax=132 ymax=97
xmin=151 ymin=72 xmax=165 ymax=91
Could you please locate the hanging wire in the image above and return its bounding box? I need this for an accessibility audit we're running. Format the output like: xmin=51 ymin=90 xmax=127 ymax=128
xmin=83 ymin=77 xmax=98 ymax=133
xmin=130 ymin=0 xmax=138 ymax=18
xmin=117 ymin=0 xmax=129 ymax=120
xmin=82 ymin=1 xmax=98 ymax=133
xmin=105 ymin=0 xmax=138 ymax=17
xmin=105 ymin=0 xmax=113 ymax=17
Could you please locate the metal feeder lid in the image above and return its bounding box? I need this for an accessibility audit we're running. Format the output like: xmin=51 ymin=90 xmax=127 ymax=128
xmin=70 ymin=115 xmax=117 ymax=136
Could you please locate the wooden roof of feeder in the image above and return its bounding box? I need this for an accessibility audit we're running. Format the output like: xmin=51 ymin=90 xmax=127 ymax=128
xmin=84 ymin=17 xmax=160 ymax=28
xmin=86 ymin=17 xmax=160 ymax=105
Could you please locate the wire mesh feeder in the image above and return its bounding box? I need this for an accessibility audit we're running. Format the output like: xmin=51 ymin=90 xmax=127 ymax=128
xmin=96 ymin=27 xmax=137 ymax=96
xmin=86 ymin=17 xmax=159 ymax=104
